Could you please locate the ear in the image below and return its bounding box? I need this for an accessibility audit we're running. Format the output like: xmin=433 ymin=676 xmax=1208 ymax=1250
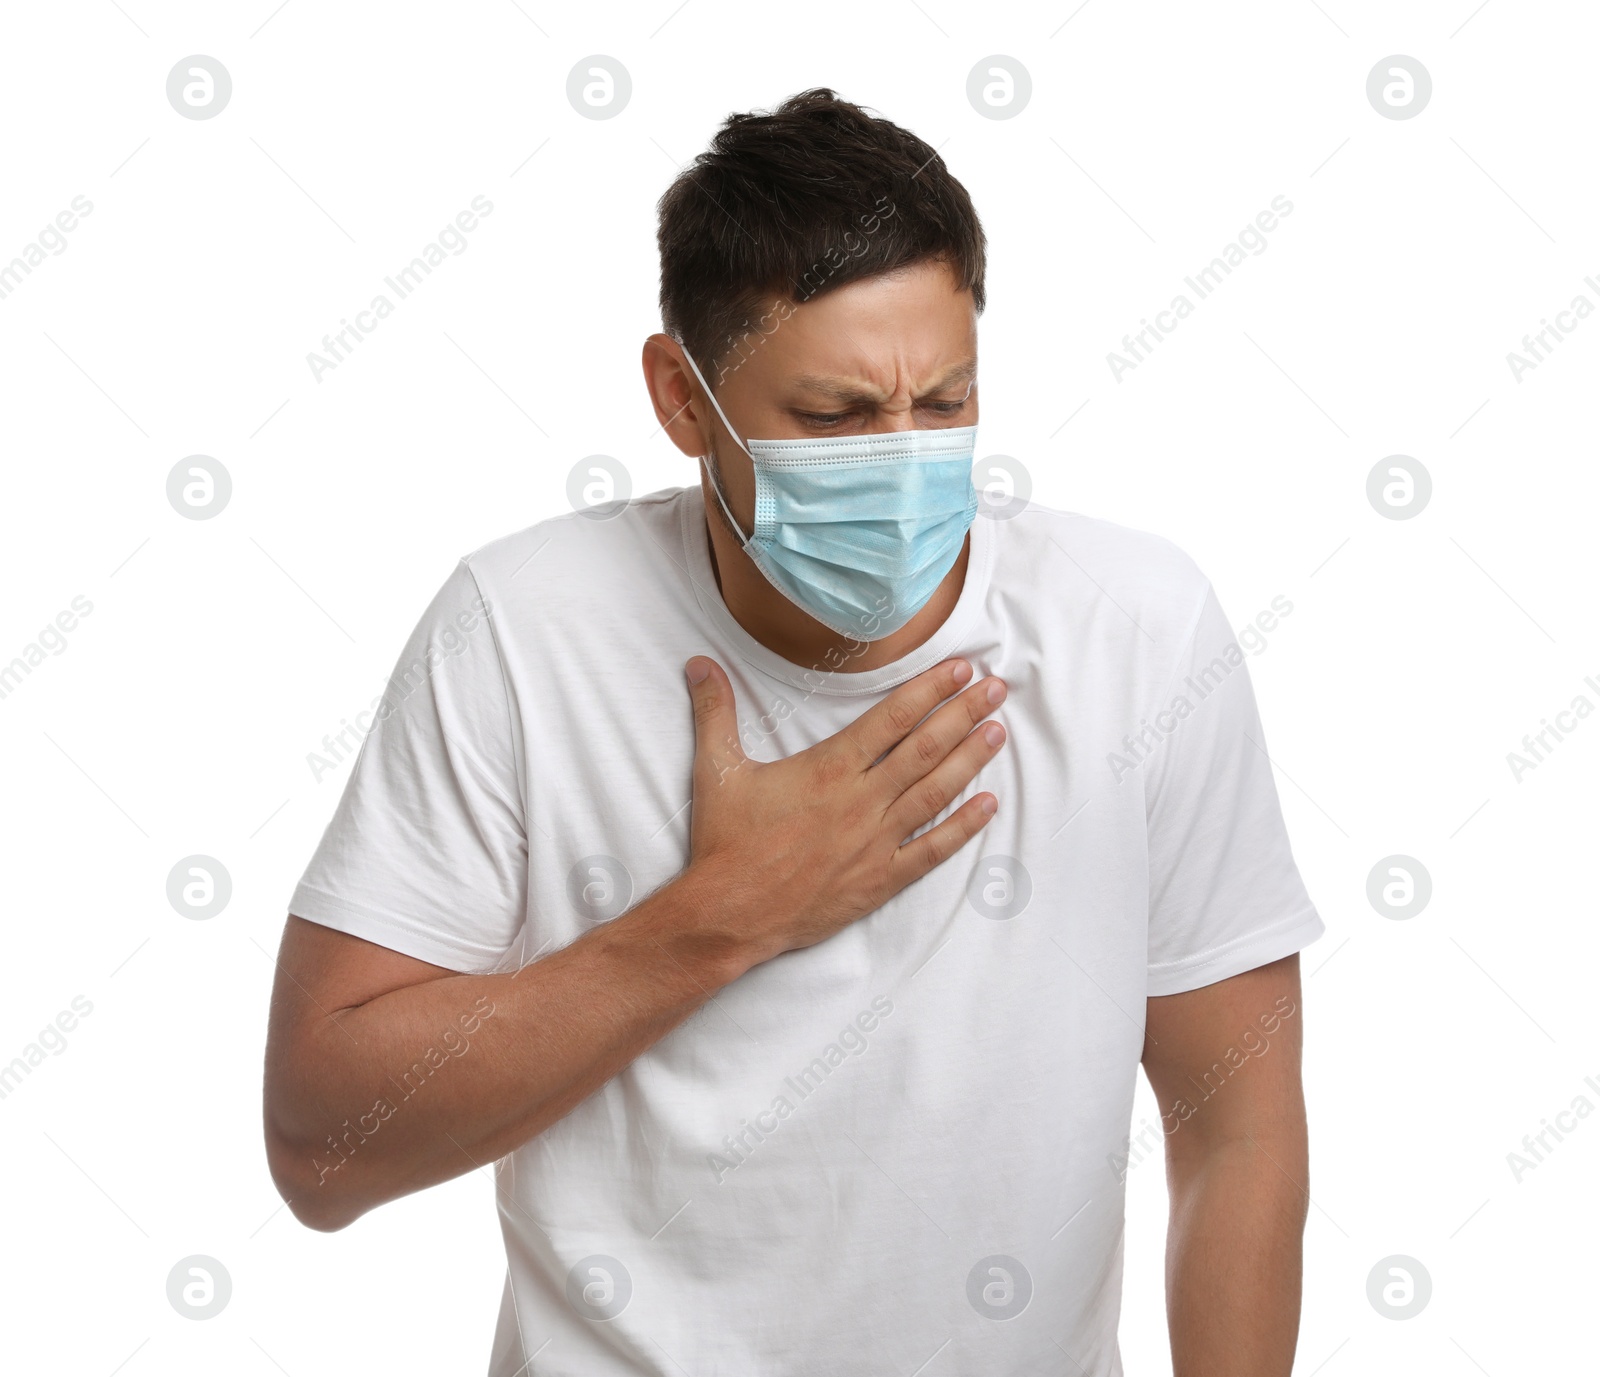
xmin=641 ymin=334 xmax=709 ymax=460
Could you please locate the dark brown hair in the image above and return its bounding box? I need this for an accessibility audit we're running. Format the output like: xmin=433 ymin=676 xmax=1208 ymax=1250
xmin=657 ymin=88 xmax=987 ymax=381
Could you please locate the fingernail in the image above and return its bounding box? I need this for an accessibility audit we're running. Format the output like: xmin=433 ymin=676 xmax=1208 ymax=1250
xmin=984 ymin=722 xmax=1004 ymax=747
xmin=951 ymin=659 xmax=973 ymax=684
xmin=686 ymin=657 xmax=710 ymax=684
xmin=979 ymin=796 xmax=997 ymax=815
xmin=986 ymin=679 xmax=1006 ymax=705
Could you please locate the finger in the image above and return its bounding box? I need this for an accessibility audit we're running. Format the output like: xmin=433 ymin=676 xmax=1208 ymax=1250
xmin=883 ymin=715 xmax=1007 ymax=840
xmin=832 ymin=658 xmax=975 ymax=770
xmin=873 ymin=675 xmax=1006 ymax=799
xmin=889 ymin=793 xmax=998 ymax=888
xmin=685 ymin=656 xmax=748 ymax=787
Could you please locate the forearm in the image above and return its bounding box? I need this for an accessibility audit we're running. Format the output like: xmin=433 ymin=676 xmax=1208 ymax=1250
xmin=266 ymin=867 xmax=757 ymax=1230
xmin=1163 ymin=1132 xmax=1308 ymax=1377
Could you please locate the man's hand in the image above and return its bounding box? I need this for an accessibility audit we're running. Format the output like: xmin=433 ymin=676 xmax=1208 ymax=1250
xmin=682 ymin=653 xmax=1008 ymax=963
xmin=1142 ymin=954 xmax=1309 ymax=1377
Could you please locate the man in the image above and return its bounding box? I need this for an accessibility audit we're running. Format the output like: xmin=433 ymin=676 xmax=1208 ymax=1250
xmin=265 ymin=88 xmax=1323 ymax=1376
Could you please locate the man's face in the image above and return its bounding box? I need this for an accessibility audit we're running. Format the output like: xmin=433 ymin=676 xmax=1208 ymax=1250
xmin=688 ymin=256 xmax=979 ymax=532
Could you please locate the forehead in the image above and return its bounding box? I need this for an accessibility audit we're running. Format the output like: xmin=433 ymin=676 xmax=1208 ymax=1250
xmin=747 ymin=258 xmax=977 ymax=396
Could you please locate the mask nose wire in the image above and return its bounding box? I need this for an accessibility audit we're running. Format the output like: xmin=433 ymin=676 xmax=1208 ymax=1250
xmin=679 ymin=345 xmax=754 ymax=545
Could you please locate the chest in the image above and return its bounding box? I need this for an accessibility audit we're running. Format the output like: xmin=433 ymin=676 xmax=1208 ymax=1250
xmin=514 ymin=650 xmax=1152 ymax=997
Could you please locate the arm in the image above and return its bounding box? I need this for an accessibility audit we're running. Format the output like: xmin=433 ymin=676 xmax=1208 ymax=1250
xmin=1140 ymin=953 xmax=1309 ymax=1377
xmin=264 ymin=879 xmax=753 ymax=1233
xmin=264 ymin=654 xmax=1008 ymax=1232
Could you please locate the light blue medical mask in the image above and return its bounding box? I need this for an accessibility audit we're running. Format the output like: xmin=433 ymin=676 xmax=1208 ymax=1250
xmin=682 ymin=348 xmax=979 ymax=642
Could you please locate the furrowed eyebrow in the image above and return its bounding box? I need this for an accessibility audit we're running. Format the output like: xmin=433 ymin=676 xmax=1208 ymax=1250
xmin=789 ymin=359 xmax=978 ymax=405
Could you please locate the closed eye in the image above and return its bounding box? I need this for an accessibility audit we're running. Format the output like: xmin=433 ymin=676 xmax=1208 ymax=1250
xmin=794 ymin=410 xmax=855 ymax=429
xmin=792 ymin=399 xmax=971 ymax=430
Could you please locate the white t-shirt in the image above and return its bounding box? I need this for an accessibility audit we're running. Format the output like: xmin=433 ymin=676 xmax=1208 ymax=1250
xmin=290 ymin=484 xmax=1323 ymax=1377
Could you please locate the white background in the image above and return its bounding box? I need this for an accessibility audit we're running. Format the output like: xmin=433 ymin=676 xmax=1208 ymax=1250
xmin=1 ymin=1 xmax=1595 ymax=1373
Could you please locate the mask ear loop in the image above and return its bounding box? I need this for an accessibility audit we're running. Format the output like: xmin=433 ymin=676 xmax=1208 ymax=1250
xmin=679 ymin=346 xmax=754 ymax=545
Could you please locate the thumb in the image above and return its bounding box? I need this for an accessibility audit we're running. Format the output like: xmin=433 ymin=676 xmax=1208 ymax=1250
xmin=685 ymin=656 xmax=747 ymax=785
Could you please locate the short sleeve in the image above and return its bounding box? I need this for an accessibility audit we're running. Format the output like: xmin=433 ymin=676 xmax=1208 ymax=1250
xmin=1143 ymin=583 xmax=1323 ymax=996
xmin=288 ymin=558 xmax=528 ymax=973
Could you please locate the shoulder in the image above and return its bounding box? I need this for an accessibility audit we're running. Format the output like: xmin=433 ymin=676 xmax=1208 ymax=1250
xmin=460 ymin=486 xmax=687 ymax=590
xmin=447 ymin=485 xmax=692 ymax=641
xmin=371 ymin=488 xmax=691 ymax=725
xmin=994 ymin=501 xmax=1214 ymax=647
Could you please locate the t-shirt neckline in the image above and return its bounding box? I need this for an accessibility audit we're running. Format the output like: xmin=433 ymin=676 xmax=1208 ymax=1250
xmin=677 ymin=482 xmax=994 ymax=698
